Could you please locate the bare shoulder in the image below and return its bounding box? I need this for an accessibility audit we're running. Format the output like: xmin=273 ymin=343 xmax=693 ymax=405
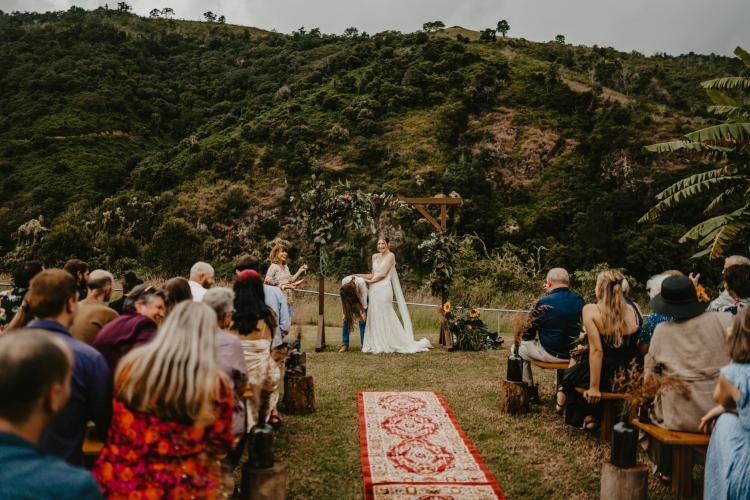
xmin=582 ymin=303 xmax=600 ymax=319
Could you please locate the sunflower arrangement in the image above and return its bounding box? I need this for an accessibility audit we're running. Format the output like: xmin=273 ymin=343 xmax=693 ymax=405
xmin=444 ymin=304 xmax=503 ymax=351
xmin=695 ymin=284 xmax=710 ymax=303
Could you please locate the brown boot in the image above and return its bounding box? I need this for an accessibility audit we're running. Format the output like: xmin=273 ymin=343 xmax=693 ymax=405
xmin=339 ymin=345 xmax=348 ymax=353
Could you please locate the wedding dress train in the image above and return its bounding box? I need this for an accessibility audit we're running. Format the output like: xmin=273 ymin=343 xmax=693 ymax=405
xmin=362 ymin=256 xmax=432 ymax=354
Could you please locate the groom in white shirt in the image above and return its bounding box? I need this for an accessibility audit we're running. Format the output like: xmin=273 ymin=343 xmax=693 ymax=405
xmin=339 ymin=275 xmax=368 ymax=352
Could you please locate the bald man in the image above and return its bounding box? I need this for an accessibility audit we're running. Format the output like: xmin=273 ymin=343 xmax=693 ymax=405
xmin=70 ymin=270 xmax=119 ymax=344
xmin=520 ymin=267 xmax=584 ymax=405
xmin=189 ymin=261 xmax=215 ymax=302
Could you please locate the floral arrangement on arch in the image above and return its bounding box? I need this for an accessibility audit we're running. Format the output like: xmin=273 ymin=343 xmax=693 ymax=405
xmin=442 ymin=301 xmax=502 ymax=351
xmin=290 ymin=177 xmax=402 ymax=275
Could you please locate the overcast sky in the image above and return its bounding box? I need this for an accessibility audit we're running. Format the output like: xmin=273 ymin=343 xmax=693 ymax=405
xmin=2 ymin=0 xmax=747 ymax=56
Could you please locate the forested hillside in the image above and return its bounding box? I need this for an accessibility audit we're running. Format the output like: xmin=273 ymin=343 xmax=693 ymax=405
xmin=0 ymin=7 xmax=743 ymax=289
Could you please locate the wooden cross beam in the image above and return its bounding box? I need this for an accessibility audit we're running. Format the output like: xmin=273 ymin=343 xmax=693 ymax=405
xmin=399 ymin=197 xmax=462 ymax=232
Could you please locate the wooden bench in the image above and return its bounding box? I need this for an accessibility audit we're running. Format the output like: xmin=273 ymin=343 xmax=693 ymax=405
xmin=530 ymin=360 xmax=568 ymax=398
xmin=574 ymin=387 xmax=626 ymax=442
xmin=630 ymin=418 xmax=709 ymax=498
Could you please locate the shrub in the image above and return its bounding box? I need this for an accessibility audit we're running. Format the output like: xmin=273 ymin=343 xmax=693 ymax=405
xmin=145 ymin=217 xmax=204 ymax=274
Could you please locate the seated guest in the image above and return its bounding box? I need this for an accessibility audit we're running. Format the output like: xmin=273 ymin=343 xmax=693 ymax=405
xmin=92 ymin=284 xmax=166 ymax=374
xmin=519 ymin=267 xmax=584 ymax=405
xmin=163 ymin=277 xmax=193 ymax=313
xmin=234 ymin=254 xmax=290 ymax=427
xmin=708 ymin=255 xmax=750 ymax=312
xmin=108 ymin=271 xmax=142 ymax=315
xmin=339 ymin=275 xmax=368 ymax=352
xmin=701 ymin=307 xmax=750 ymax=499
xmin=70 ymin=270 xmax=119 ymax=344
xmin=563 ymin=270 xmax=642 ymax=429
xmin=234 ymin=254 xmax=290 ymax=347
xmin=203 ymin=287 xmax=249 ymax=436
xmin=720 ymin=264 xmax=750 ymax=315
xmin=232 ymin=270 xmax=280 ymax=430
xmin=638 ymin=270 xmax=683 ymax=354
xmin=0 ymin=260 xmax=44 ymax=331
xmin=646 ymin=275 xmax=733 ymax=432
xmin=189 ymin=261 xmax=215 ymax=302
xmin=26 ymin=270 xmax=111 ymax=466
xmin=0 ymin=329 xmax=103 ymax=498
xmin=63 ymin=259 xmax=89 ymax=301
xmin=92 ymin=302 xmax=233 ymax=497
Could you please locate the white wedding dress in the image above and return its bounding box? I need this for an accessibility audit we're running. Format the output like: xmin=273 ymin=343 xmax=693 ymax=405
xmin=362 ymin=254 xmax=432 ymax=354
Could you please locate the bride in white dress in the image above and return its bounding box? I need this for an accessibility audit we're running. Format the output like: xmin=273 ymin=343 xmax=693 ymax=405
xmin=361 ymin=238 xmax=432 ymax=354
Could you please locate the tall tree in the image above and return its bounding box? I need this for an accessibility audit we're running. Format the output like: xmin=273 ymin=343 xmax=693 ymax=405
xmin=161 ymin=7 xmax=174 ymax=18
xmin=640 ymin=47 xmax=750 ymax=259
xmin=203 ymin=11 xmax=216 ymax=22
xmin=497 ymin=19 xmax=510 ymax=37
xmin=217 ymin=15 xmax=226 ymax=23
xmin=149 ymin=8 xmax=161 ymax=18
xmin=555 ymin=34 xmax=566 ymax=44
xmin=116 ymin=2 xmax=131 ymax=12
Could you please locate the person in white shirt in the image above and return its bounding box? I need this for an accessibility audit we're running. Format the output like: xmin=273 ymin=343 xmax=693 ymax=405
xmin=339 ymin=275 xmax=368 ymax=352
xmin=188 ymin=262 xmax=215 ymax=302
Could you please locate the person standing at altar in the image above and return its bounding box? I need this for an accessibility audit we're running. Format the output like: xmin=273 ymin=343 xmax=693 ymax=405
xmin=339 ymin=275 xmax=367 ymax=352
xmin=264 ymin=243 xmax=306 ymax=321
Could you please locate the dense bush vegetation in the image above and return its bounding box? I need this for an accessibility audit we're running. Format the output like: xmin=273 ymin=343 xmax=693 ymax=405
xmin=0 ymin=7 xmax=743 ymax=294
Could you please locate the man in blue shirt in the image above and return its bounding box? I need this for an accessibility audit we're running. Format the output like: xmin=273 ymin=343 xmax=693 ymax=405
xmin=520 ymin=268 xmax=584 ymax=404
xmin=25 ymin=269 xmax=112 ymax=466
xmin=0 ymin=328 xmax=103 ymax=498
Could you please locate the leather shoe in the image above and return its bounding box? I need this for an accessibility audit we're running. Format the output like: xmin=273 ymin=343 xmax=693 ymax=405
xmin=339 ymin=346 xmax=348 ymax=353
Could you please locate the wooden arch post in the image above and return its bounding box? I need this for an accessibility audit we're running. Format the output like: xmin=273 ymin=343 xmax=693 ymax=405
xmin=400 ymin=196 xmax=462 ymax=349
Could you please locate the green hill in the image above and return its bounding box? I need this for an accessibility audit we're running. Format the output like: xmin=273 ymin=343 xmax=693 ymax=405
xmin=0 ymin=7 xmax=742 ymax=284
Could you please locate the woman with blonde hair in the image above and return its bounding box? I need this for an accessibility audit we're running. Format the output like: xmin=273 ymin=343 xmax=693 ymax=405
xmin=265 ymin=243 xmax=306 ymax=320
xmin=562 ymin=269 xmax=643 ymax=429
xmin=92 ymin=301 xmax=233 ymax=498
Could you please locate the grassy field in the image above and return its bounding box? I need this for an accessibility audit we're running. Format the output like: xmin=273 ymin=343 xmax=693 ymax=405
xmin=274 ymin=324 xmax=682 ymax=500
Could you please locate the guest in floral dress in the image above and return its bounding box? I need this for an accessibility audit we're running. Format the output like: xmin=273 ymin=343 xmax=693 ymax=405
xmin=92 ymin=301 xmax=233 ymax=499
xmin=638 ymin=271 xmax=682 ymax=354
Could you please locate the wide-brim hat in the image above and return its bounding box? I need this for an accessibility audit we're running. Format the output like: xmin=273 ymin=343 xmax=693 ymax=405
xmin=649 ymin=275 xmax=707 ymax=320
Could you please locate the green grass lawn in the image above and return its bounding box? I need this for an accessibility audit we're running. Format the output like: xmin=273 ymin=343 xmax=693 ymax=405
xmin=274 ymin=326 xmax=682 ymax=499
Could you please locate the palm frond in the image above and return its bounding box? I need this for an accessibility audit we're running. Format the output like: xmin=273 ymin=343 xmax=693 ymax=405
xmin=735 ymin=47 xmax=750 ymax=68
xmin=683 ymin=123 xmax=750 ymax=146
xmin=706 ymin=105 xmax=745 ymax=118
xmin=655 ymin=167 xmax=736 ymax=200
xmin=704 ymin=186 xmax=738 ymax=214
xmin=679 ymin=212 xmax=735 ymax=243
xmin=701 ymin=77 xmax=750 ymax=91
xmin=705 ymin=88 xmax=738 ymax=107
xmin=644 ymin=140 xmax=732 ymax=154
xmin=709 ymin=214 xmax=750 ymax=259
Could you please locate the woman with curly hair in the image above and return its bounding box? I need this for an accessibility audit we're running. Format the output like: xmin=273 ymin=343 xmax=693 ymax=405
xmin=265 ymin=243 xmax=306 ymax=321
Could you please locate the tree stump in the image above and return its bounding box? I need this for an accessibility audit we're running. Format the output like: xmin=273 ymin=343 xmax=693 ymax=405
xmin=499 ymin=380 xmax=528 ymax=414
xmin=283 ymin=375 xmax=316 ymax=414
xmin=240 ymin=461 xmax=288 ymax=500
xmin=599 ymin=463 xmax=648 ymax=500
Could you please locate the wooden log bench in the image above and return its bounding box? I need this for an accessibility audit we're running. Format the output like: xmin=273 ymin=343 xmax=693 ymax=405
xmin=574 ymin=387 xmax=626 ymax=442
xmin=530 ymin=360 xmax=568 ymax=397
xmin=630 ymin=418 xmax=709 ymax=498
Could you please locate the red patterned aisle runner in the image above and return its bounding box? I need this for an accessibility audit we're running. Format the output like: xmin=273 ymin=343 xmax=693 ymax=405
xmin=359 ymin=391 xmax=504 ymax=499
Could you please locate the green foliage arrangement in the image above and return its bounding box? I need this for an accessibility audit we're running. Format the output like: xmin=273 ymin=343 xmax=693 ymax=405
xmin=640 ymin=47 xmax=750 ymax=259
xmin=419 ymin=231 xmax=459 ymax=300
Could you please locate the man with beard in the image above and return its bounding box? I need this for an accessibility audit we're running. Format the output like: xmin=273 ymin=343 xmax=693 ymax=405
xmin=70 ymin=270 xmax=119 ymax=345
xmin=188 ymin=261 xmax=215 ymax=302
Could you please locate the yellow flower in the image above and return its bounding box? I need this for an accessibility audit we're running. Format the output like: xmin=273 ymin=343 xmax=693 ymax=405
xmin=442 ymin=301 xmax=451 ymax=313
xmin=696 ymin=284 xmax=710 ymax=303
xmin=468 ymin=308 xmax=480 ymax=319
